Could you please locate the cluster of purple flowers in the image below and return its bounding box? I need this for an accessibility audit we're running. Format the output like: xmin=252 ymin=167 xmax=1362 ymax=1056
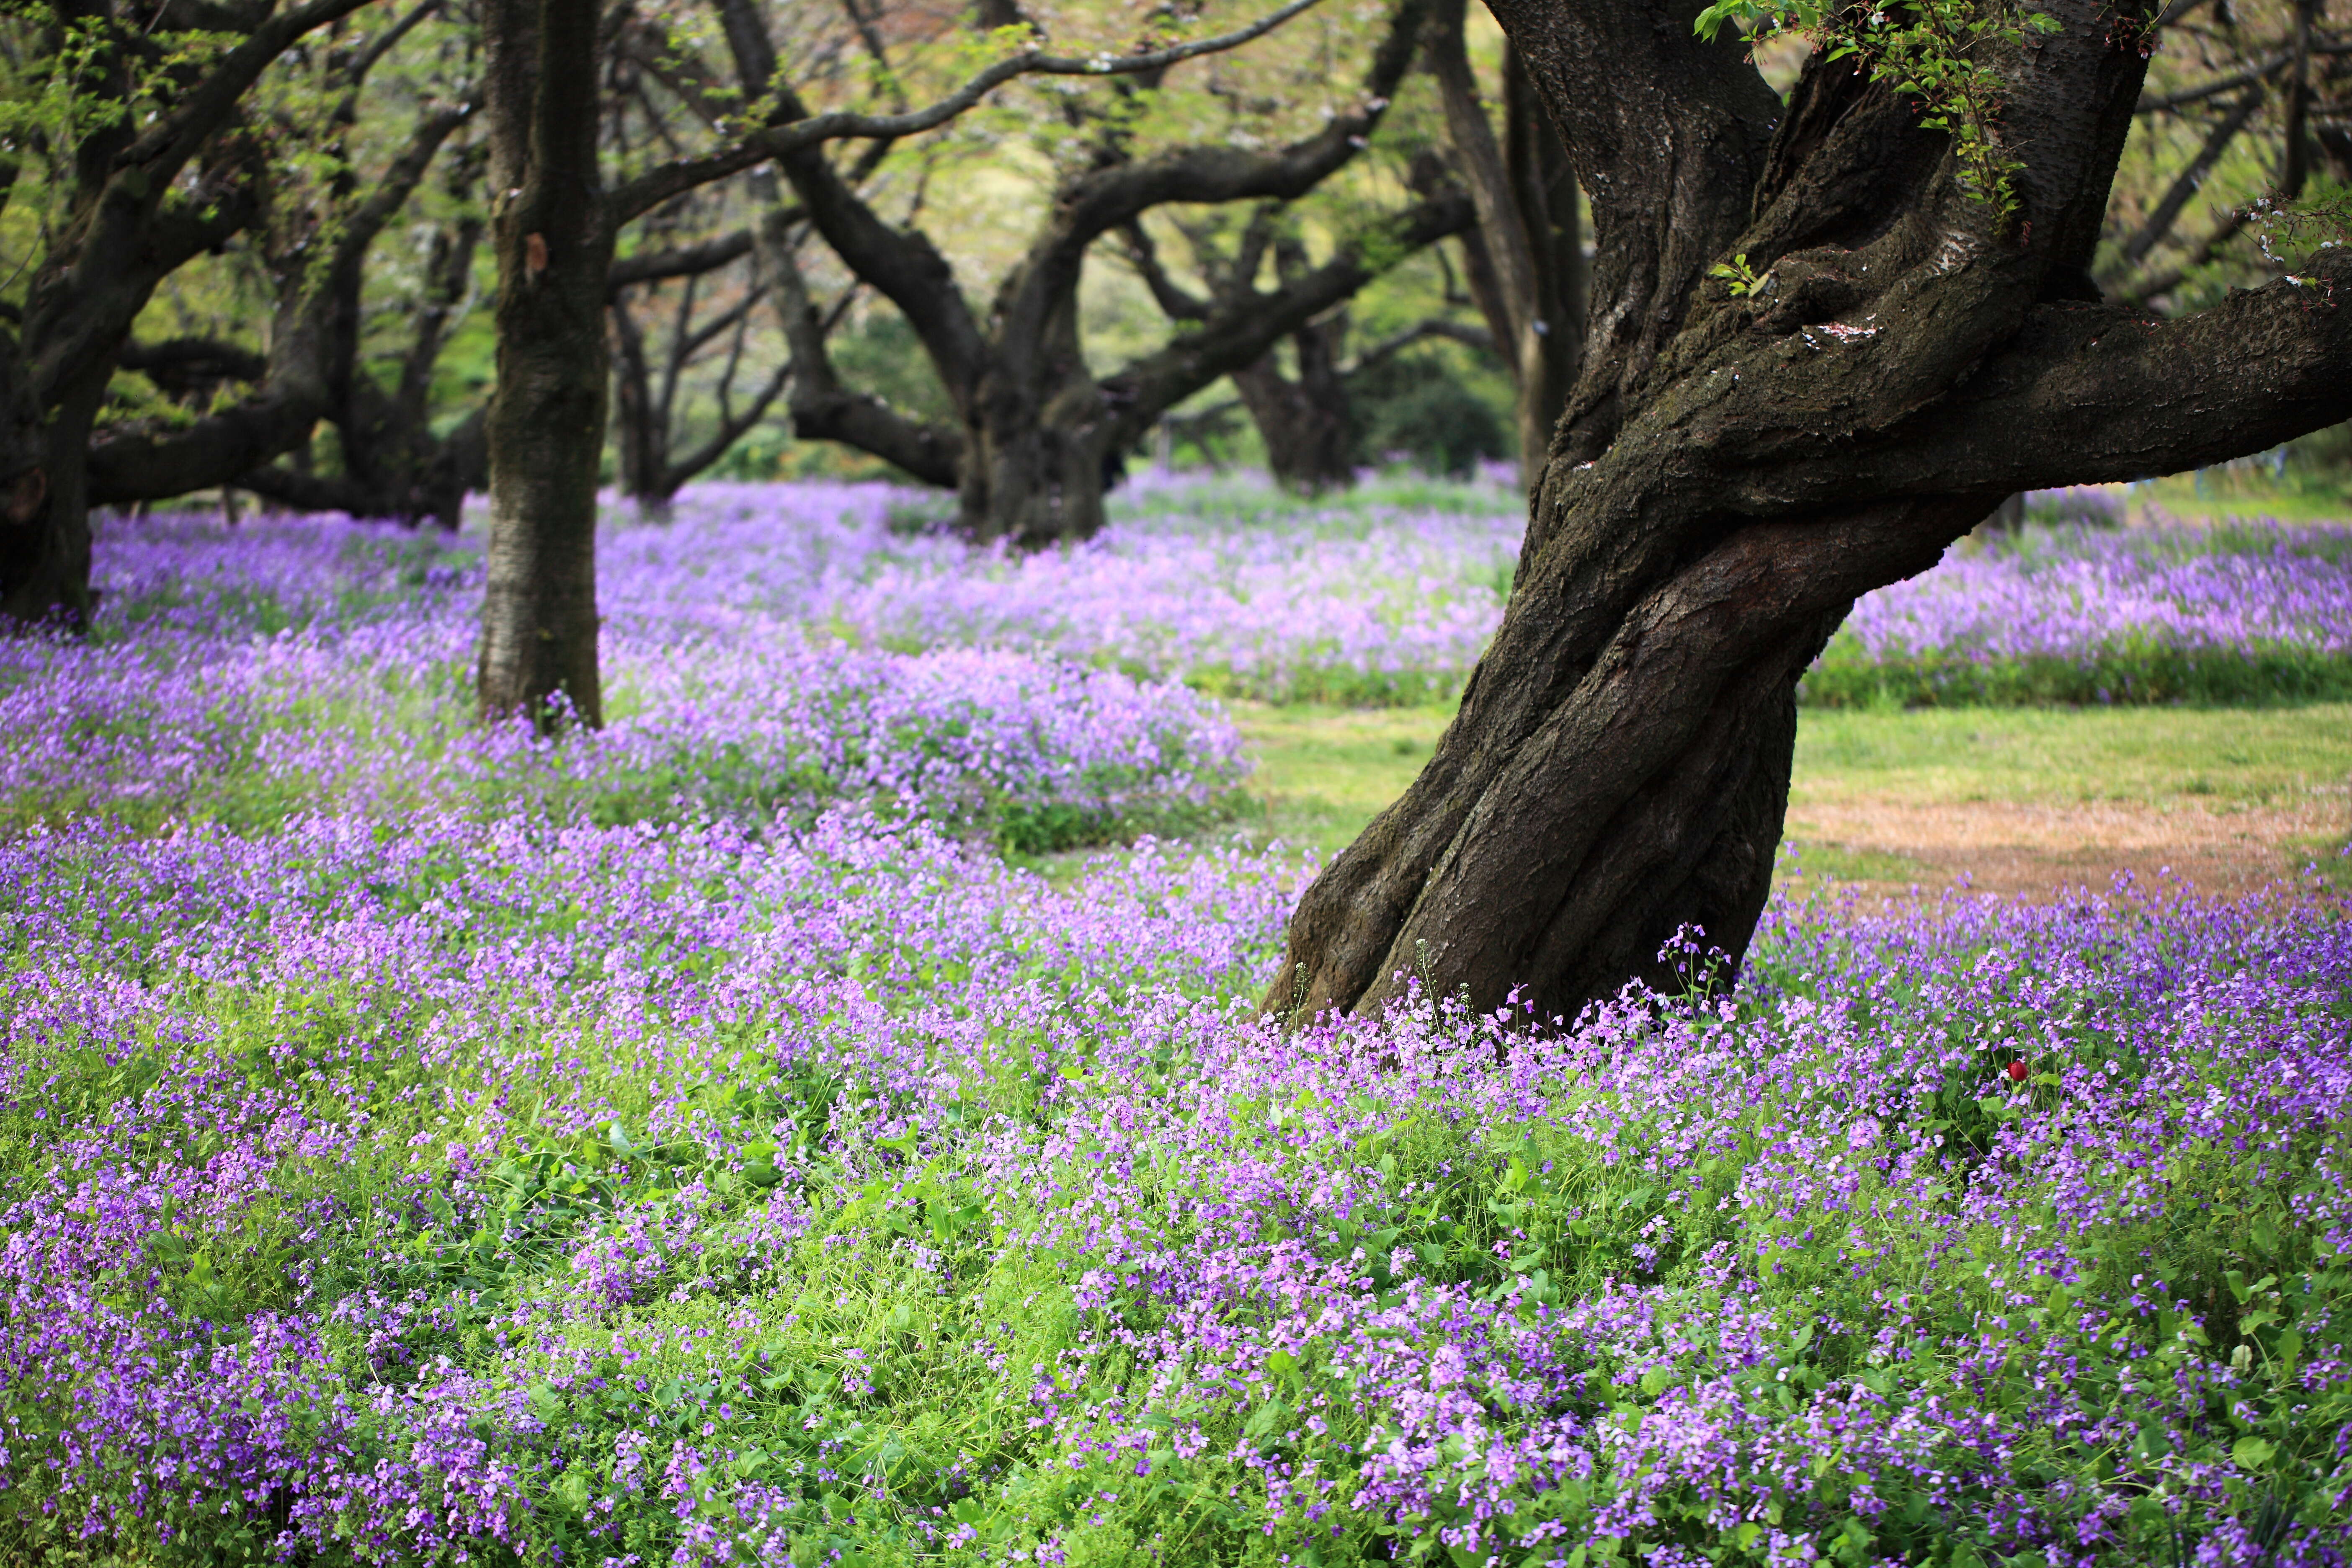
xmin=0 ymin=480 xmax=2345 ymax=1565
xmin=1814 ymin=513 xmax=2352 ymax=706
xmin=603 ymin=478 xmax=1524 ymax=705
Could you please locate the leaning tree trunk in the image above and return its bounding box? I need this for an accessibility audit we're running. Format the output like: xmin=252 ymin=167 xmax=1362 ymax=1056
xmin=477 ymin=0 xmax=613 ymax=727
xmin=1268 ymin=0 xmax=2352 ymax=1027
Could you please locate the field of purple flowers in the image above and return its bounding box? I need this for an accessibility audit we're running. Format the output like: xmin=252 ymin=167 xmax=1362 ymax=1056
xmin=1811 ymin=501 xmax=2352 ymax=708
xmin=1 ymin=480 xmax=2349 ymax=1565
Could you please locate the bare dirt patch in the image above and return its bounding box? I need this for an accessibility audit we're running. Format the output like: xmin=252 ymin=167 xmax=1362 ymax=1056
xmin=1785 ymin=792 xmax=2350 ymax=898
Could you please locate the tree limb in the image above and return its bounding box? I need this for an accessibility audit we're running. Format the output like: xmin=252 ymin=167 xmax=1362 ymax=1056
xmin=1101 ymin=192 xmax=1477 ymax=446
xmin=2108 ymin=85 xmax=2263 ymax=276
xmin=1118 ymin=223 xmax=1210 ymax=321
xmin=610 ymin=0 xmax=1335 ymax=219
xmin=759 ymin=188 xmax=964 ymax=486
xmin=1345 ymin=316 xmax=1496 ymax=377
xmin=609 ymin=228 xmax=758 ymax=291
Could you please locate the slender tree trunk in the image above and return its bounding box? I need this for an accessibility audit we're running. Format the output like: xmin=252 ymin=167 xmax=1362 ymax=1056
xmin=609 ymin=298 xmax=670 ymax=515
xmin=1428 ymin=3 xmax=1581 ymax=479
xmin=477 ymin=0 xmax=613 ymax=727
xmin=1267 ymin=1 xmax=2352 ymax=1027
xmin=1504 ymin=44 xmax=1580 ymax=462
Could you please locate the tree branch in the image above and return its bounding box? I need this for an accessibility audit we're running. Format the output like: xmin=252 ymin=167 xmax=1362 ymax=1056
xmin=1118 ymin=223 xmax=1210 ymax=320
xmin=1866 ymin=253 xmax=2352 ymax=495
xmin=762 ymin=202 xmax=964 ymax=486
xmin=1344 ymin=316 xmax=1496 ymax=376
xmin=88 ymin=103 xmax=469 ymax=504
xmin=1101 ymin=192 xmax=1477 ymax=444
xmin=117 ymin=0 xmax=383 ymax=189
xmin=608 ymin=228 xmax=759 ymax=291
xmin=663 ymin=358 xmax=792 ymax=490
xmin=2107 ymin=86 xmax=2263 ymax=276
xmin=609 ymin=0 xmax=1334 ymax=219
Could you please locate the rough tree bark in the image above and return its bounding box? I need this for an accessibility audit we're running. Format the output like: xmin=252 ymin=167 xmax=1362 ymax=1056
xmin=477 ymin=0 xmax=614 ymax=726
xmin=1266 ymin=0 xmax=2352 ymax=1028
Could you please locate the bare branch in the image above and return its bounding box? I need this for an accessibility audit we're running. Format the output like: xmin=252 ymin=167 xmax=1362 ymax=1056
xmin=1102 ymin=192 xmax=1477 ymax=444
xmin=1117 ymin=223 xmax=1209 ymax=320
xmin=2107 ymin=86 xmax=2262 ymax=276
xmin=117 ymin=0 xmax=383 ymax=188
xmin=608 ymin=228 xmax=760 ymax=291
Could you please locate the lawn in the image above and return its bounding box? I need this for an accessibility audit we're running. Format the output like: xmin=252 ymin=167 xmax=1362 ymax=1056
xmin=2 ymin=481 xmax=2349 ymax=1567
xmin=1229 ymin=701 xmax=2352 ymax=892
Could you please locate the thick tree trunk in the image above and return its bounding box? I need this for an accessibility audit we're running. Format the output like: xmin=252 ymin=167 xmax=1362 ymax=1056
xmin=1232 ymin=308 xmax=1355 ymax=494
xmin=477 ymin=0 xmax=613 ymax=727
xmin=1268 ymin=0 xmax=2352 ymax=1027
xmin=0 ymin=374 xmax=101 ymax=626
xmin=960 ymin=291 xmax=1113 ymax=545
xmin=960 ymin=385 xmax=1116 ymax=544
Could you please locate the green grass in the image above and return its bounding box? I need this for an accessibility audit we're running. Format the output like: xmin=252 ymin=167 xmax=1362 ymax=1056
xmin=1225 ymin=700 xmax=2352 ymax=858
xmin=1790 ymin=704 xmax=2352 ymax=810
xmin=2136 ymin=471 xmax=2352 ymax=526
xmin=1225 ymin=701 xmax=1457 ymax=854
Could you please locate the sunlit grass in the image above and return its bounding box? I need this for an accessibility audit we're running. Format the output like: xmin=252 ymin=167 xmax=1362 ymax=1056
xmin=1223 ymin=699 xmax=2352 ymax=863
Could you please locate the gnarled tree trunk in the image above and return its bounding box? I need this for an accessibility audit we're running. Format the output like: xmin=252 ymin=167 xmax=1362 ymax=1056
xmin=1230 ymin=308 xmax=1355 ymax=495
xmin=1268 ymin=0 xmax=2352 ymax=1027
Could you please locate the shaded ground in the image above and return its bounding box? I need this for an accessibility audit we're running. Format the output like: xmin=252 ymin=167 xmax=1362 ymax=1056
xmin=1230 ymin=701 xmax=2352 ymax=898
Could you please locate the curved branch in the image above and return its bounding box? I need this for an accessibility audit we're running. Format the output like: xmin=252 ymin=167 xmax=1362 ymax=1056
xmin=662 ymin=358 xmax=793 ymax=491
xmin=608 ymin=228 xmax=759 ymax=291
xmin=764 ymin=208 xmax=964 ymax=486
xmin=116 ymin=0 xmax=382 ymax=188
xmin=2107 ymin=85 xmax=2263 ymax=276
xmin=1100 ymin=192 xmax=1477 ymax=446
xmin=88 ymin=105 xmax=471 ymax=505
xmin=610 ymin=0 xmax=1333 ymax=219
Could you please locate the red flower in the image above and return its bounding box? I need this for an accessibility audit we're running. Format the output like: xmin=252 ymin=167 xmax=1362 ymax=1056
xmin=2006 ymin=1060 xmax=2029 ymax=1082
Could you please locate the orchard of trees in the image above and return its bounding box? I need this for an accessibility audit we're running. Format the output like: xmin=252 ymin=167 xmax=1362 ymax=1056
xmin=3 ymin=0 xmax=2350 ymax=1011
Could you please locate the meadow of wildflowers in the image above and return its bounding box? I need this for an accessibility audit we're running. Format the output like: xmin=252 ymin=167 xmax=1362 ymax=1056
xmin=0 ymin=506 xmax=1243 ymax=848
xmin=0 ymin=480 xmax=2348 ymax=1565
xmin=1807 ymin=514 xmax=2352 ymax=708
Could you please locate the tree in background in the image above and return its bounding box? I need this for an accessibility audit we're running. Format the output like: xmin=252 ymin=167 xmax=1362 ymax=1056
xmin=85 ymin=7 xmax=472 ymax=521
xmin=0 ymin=0 xmax=382 ymax=625
xmin=477 ymin=0 xmax=1345 ymax=723
xmin=1268 ymin=0 xmax=2352 ymax=1027
xmin=644 ymin=0 xmax=1473 ymax=543
xmin=2099 ymin=0 xmax=2350 ymax=306
xmin=1426 ymin=0 xmax=1579 ymax=476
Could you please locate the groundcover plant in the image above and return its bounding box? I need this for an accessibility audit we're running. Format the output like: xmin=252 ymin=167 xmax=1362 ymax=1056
xmin=0 ymin=508 xmax=1243 ymax=848
xmin=0 ymin=485 xmax=2347 ymax=1566
xmin=644 ymin=481 xmax=2352 ymax=711
xmin=1811 ymin=516 xmax=2352 ymax=709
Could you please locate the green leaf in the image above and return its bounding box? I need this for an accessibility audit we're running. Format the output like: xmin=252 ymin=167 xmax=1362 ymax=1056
xmin=2232 ymin=1436 xmax=2275 ymax=1470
